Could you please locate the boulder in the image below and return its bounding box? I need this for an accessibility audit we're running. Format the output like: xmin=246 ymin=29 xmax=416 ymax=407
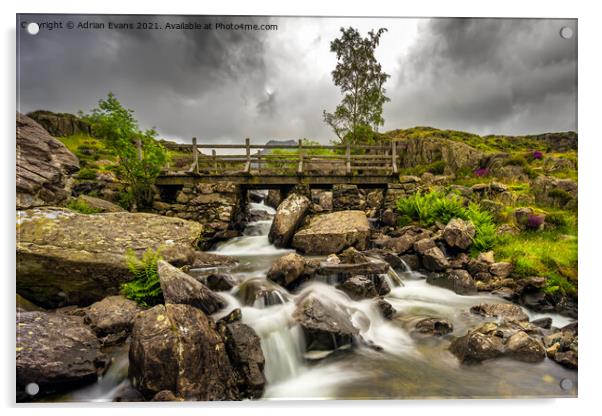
xmin=531 ymin=317 xmax=553 ymax=329
xmin=337 ymin=247 xmax=369 ymax=264
xmin=414 ymin=318 xmax=454 ymax=336
xmin=421 ymin=247 xmax=449 ymax=272
xmin=72 ymin=195 xmax=125 ymax=213
xmin=315 ymin=261 xmax=390 ymax=277
xmin=543 ymin=321 xmax=578 ymax=369
xmin=192 ymin=251 xmax=238 ymax=268
xmin=489 ymin=262 xmax=513 ymax=278
xmin=505 ymin=330 xmax=546 ymax=362
xmin=469 ymin=303 xmax=529 ymax=322
xmin=293 ymin=295 xmax=359 ymax=351
xmin=338 ymin=275 xmax=390 ymax=300
xmin=266 ymin=253 xmax=307 ymax=288
xmin=206 ymin=273 xmax=238 ymax=292
xmin=218 ymin=322 xmax=266 ymax=399
xmin=449 ymin=321 xmax=545 ymax=364
xmin=157 ymin=260 xmax=225 ymax=315
xmin=83 ymin=295 xmax=142 ymax=346
xmin=427 ymin=269 xmax=476 ymax=295
xmin=129 ymin=303 xmax=239 ymax=400
xmin=443 ymin=218 xmax=475 ymax=250
xmin=380 ymin=208 xmax=397 ymax=227
xmin=17 ymin=208 xmax=204 ymax=308
xmin=237 ymin=278 xmax=289 ymax=307
xmin=376 ymin=234 xmax=415 ymax=255
xmin=374 ymin=298 xmax=396 ymax=320
xmin=363 ymin=249 xmax=405 ymax=270
xmin=17 ymin=311 xmax=107 ymax=398
xmin=268 ymin=193 xmax=311 ymax=247
xmin=292 ymin=210 xmax=370 ymax=255
xmin=152 ymin=390 xmax=182 ymax=401
xmin=16 ymin=113 xmax=79 ymax=209
xmin=265 ymin=189 xmax=282 ymax=209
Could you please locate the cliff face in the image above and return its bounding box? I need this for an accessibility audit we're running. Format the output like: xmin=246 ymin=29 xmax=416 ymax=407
xmin=16 ymin=112 xmax=80 ymax=209
xmin=26 ymin=110 xmax=92 ymax=137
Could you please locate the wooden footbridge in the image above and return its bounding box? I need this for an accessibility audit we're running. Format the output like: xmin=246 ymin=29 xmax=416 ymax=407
xmin=156 ymin=138 xmax=400 ymax=188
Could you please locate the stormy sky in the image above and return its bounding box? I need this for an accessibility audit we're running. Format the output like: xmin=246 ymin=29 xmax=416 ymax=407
xmin=17 ymin=15 xmax=577 ymax=144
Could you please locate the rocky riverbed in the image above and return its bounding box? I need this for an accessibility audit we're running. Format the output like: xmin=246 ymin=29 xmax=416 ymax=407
xmin=16 ymin=192 xmax=577 ymax=401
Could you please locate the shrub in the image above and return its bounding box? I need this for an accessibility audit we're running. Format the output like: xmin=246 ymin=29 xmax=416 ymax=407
xmin=121 ymin=248 xmax=163 ymax=307
xmin=66 ymin=198 xmax=102 ymax=214
xmin=526 ymin=214 xmax=545 ymax=230
xmin=474 ymin=167 xmax=489 ymax=177
xmin=76 ymin=167 xmax=98 ymax=180
xmin=532 ymin=150 xmax=544 ymax=160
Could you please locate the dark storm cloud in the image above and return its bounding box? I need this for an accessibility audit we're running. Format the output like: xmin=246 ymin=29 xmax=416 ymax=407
xmin=17 ymin=14 xmax=271 ymax=140
xmin=386 ymin=18 xmax=577 ymax=135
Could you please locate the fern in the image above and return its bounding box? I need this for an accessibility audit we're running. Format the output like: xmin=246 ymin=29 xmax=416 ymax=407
xmin=121 ymin=248 xmax=163 ymax=307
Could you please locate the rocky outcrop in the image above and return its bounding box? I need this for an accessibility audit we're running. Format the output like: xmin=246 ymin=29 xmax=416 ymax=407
xmin=268 ymin=193 xmax=311 ymax=248
xmin=16 ymin=113 xmax=80 ymax=209
xmin=293 ymin=295 xmax=358 ymax=352
xmin=396 ymin=136 xmax=484 ymax=175
xmin=157 ymin=260 xmax=225 ymax=315
xmin=531 ymin=176 xmax=578 ymax=210
xmin=129 ymin=303 xmax=239 ymax=400
xmin=16 ymin=208 xmax=204 ymax=308
xmin=443 ymin=219 xmax=475 ymax=250
xmin=292 ymin=210 xmax=370 ymax=255
xmin=17 ymin=311 xmax=107 ymax=399
xmin=266 ymin=253 xmax=307 ymax=288
xmin=83 ymin=295 xmax=142 ymax=346
xmin=27 ymin=110 xmax=92 ymax=137
xmin=449 ymin=321 xmax=545 ymax=364
xmin=332 ymin=184 xmax=361 ymax=210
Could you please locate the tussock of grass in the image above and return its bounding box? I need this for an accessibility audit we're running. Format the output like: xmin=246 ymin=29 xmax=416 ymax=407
xmin=66 ymin=198 xmax=102 ymax=214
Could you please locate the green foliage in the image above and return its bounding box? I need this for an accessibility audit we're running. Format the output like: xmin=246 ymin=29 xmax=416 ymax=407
xmin=76 ymin=167 xmax=98 ymax=180
xmin=395 ymin=191 xmax=497 ymax=251
xmin=547 ymin=188 xmax=574 ymax=207
xmin=544 ymin=274 xmax=577 ymax=297
xmin=120 ymin=248 xmax=163 ymax=307
xmin=504 ymin=155 xmax=529 ymax=167
xmin=399 ymin=160 xmax=446 ymax=176
xmin=82 ymin=93 xmax=169 ymax=210
xmin=66 ymin=198 xmax=102 ymax=214
xmin=323 ymin=27 xmax=390 ymax=142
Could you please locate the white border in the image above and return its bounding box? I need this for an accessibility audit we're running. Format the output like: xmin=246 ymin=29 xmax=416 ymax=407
xmin=2 ymin=1 xmax=600 ymax=415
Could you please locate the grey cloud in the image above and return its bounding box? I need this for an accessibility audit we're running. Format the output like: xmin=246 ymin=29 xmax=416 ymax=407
xmin=386 ymin=18 xmax=577 ymax=135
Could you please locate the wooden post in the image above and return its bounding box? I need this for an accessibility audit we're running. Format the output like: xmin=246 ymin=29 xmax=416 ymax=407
xmin=391 ymin=140 xmax=398 ymax=174
xmin=346 ymin=141 xmax=351 ymax=175
xmin=297 ymin=139 xmax=304 ymax=175
xmin=256 ymin=150 xmax=261 ymax=174
xmin=244 ymin=138 xmax=251 ymax=173
xmin=190 ymin=137 xmax=198 ymax=173
xmin=136 ymin=138 xmax=142 ymax=161
xmin=212 ymin=149 xmax=217 ymax=174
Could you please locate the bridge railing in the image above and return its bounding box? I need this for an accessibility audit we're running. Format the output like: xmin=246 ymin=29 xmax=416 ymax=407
xmin=176 ymin=138 xmax=398 ymax=176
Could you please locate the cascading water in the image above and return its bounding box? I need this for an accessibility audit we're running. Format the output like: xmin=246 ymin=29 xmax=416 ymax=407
xmin=57 ymin=190 xmax=577 ymax=401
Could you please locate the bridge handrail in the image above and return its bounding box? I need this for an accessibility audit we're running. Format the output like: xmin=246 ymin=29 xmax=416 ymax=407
xmin=182 ymin=137 xmax=398 ymax=176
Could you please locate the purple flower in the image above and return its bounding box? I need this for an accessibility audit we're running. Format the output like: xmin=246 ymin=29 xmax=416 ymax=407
xmin=532 ymin=151 xmax=543 ymax=160
xmin=474 ymin=167 xmax=489 ymax=177
xmin=526 ymin=214 xmax=544 ymax=230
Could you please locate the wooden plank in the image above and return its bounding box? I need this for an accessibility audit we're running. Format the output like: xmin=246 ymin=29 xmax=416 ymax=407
xmin=297 ymin=139 xmax=304 ymax=175
xmin=391 ymin=140 xmax=398 ymax=174
xmin=188 ymin=137 xmax=198 ymax=173
xmin=188 ymin=143 xmax=391 ymax=150
xmin=345 ymin=141 xmax=351 ymax=175
xmin=212 ymin=149 xmax=217 ymax=174
xmin=244 ymin=138 xmax=251 ymax=173
xmin=156 ymin=174 xmax=397 ymax=186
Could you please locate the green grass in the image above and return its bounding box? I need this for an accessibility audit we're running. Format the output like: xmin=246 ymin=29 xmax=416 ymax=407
xmin=66 ymin=198 xmax=102 ymax=214
xmin=120 ymin=248 xmax=163 ymax=307
xmin=494 ymin=229 xmax=577 ymax=296
xmin=58 ymin=134 xmax=117 ymax=174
